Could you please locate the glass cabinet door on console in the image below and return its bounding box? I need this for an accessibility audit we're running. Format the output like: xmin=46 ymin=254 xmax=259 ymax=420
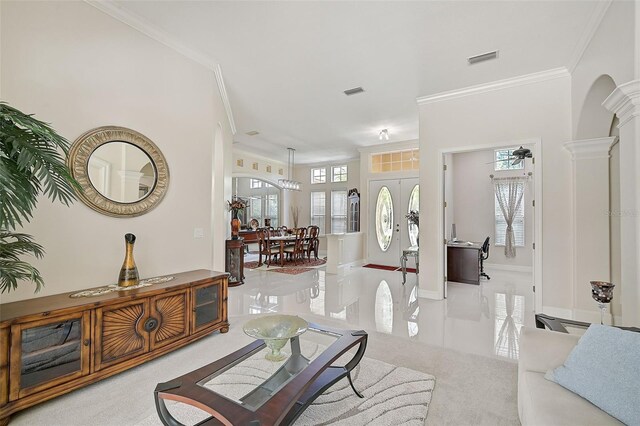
xmin=191 ymin=281 xmax=223 ymax=333
xmin=9 ymin=311 xmax=91 ymax=401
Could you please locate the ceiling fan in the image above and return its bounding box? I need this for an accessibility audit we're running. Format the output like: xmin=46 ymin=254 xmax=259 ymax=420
xmin=486 ymin=146 xmax=533 ymax=166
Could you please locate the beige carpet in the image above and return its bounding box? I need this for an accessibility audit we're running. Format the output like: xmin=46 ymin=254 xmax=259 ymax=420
xmin=9 ymin=314 xmax=518 ymax=426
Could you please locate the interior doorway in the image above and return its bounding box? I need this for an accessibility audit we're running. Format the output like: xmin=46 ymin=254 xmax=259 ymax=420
xmin=440 ymin=139 xmax=542 ymax=313
xmin=368 ymin=178 xmax=419 ymax=267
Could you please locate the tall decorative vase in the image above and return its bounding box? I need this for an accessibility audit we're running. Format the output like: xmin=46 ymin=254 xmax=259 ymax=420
xmin=118 ymin=233 xmax=140 ymax=287
xmin=231 ymin=210 xmax=241 ymax=240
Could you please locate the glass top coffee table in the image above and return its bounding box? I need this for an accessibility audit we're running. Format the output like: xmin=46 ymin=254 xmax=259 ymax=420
xmin=154 ymin=322 xmax=368 ymax=425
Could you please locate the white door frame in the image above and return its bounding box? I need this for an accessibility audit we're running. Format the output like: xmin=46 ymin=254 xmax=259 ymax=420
xmin=438 ymin=137 xmax=543 ymax=312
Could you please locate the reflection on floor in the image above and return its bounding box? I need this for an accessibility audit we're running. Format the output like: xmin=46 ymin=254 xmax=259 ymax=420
xmin=230 ymin=262 xmax=535 ymax=361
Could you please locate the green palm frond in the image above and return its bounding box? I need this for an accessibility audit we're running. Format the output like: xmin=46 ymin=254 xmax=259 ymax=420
xmin=0 ymin=231 xmax=45 ymax=293
xmin=0 ymin=102 xmax=81 ymax=293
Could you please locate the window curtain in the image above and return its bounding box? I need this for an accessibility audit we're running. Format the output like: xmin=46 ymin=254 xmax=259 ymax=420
xmin=494 ymin=177 xmax=526 ymax=258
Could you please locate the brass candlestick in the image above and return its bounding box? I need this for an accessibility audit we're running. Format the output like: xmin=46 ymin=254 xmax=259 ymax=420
xmin=118 ymin=233 xmax=139 ymax=287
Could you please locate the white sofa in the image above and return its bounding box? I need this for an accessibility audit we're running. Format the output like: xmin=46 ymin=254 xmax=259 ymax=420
xmin=518 ymin=327 xmax=623 ymax=426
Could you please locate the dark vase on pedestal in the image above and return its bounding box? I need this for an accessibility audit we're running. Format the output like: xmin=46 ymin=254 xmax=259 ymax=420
xmin=231 ymin=210 xmax=241 ymax=240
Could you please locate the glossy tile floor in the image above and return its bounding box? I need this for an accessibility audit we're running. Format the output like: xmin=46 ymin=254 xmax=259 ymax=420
xmin=230 ymin=255 xmax=536 ymax=362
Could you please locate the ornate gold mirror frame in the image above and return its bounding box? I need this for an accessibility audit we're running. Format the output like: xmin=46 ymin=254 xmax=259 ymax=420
xmin=68 ymin=126 xmax=170 ymax=217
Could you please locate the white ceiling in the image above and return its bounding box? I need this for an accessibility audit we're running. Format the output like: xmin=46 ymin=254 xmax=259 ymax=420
xmin=111 ymin=1 xmax=600 ymax=164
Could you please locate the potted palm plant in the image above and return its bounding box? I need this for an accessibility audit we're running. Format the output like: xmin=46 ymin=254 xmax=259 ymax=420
xmin=0 ymin=102 xmax=81 ymax=293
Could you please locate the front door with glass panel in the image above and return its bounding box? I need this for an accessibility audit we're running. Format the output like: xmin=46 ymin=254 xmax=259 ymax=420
xmin=368 ymin=178 xmax=419 ymax=267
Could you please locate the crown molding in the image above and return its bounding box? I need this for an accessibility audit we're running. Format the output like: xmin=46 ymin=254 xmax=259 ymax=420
xmin=416 ymin=67 xmax=570 ymax=106
xmin=85 ymin=0 xmax=237 ymax=135
xmin=563 ymin=136 xmax=618 ymax=160
xmin=603 ymin=80 xmax=640 ymax=127
xmin=566 ymin=0 xmax=613 ymax=73
xmin=214 ymin=65 xmax=237 ymax=135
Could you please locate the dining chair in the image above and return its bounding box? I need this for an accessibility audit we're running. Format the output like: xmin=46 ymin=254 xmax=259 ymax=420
xmin=304 ymin=225 xmax=320 ymax=260
xmin=284 ymin=227 xmax=306 ymax=265
xmin=258 ymin=228 xmax=280 ymax=267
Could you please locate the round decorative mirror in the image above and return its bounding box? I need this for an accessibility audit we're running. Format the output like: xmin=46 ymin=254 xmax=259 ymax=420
xmin=68 ymin=126 xmax=169 ymax=217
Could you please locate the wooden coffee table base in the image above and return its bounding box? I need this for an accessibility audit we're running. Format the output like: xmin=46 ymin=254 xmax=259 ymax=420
xmin=154 ymin=323 xmax=367 ymax=426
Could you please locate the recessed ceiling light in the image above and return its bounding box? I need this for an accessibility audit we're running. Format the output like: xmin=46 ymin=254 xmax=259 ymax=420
xmin=344 ymin=87 xmax=365 ymax=96
xmin=468 ymin=50 xmax=499 ymax=65
xmin=379 ymin=129 xmax=389 ymax=141
xmin=246 ymin=130 xmax=260 ymax=136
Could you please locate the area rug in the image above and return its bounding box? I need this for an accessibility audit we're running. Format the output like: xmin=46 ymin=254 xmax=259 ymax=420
xmin=137 ymin=353 xmax=435 ymax=426
xmin=363 ymin=264 xmax=417 ymax=273
xmin=245 ymin=258 xmax=326 ymax=270
xmin=270 ymin=267 xmax=315 ymax=275
xmin=363 ymin=264 xmax=400 ymax=271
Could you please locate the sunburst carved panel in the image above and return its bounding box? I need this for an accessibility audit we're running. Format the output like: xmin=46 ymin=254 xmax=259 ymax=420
xmin=152 ymin=293 xmax=188 ymax=348
xmin=100 ymin=303 xmax=146 ymax=363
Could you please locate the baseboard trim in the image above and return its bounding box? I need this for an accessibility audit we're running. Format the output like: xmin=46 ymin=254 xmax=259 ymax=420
xmin=484 ymin=263 xmax=533 ymax=273
xmin=418 ymin=289 xmax=443 ymax=300
xmin=327 ymin=259 xmax=365 ymax=275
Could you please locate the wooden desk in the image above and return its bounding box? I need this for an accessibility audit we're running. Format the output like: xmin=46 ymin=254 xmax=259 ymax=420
xmin=447 ymin=242 xmax=482 ymax=285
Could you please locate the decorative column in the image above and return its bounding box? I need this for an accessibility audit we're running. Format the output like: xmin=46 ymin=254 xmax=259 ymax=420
xmin=563 ymin=137 xmax=617 ymax=323
xmin=603 ymin=80 xmax=640 ymax=327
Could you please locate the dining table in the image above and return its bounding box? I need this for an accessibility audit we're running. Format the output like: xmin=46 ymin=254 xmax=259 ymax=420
xmin=267 ymin=234 xmax=311 ymax=267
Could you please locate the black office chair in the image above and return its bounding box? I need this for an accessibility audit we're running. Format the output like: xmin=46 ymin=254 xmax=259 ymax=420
xmin=480 ymin=237 xmax=490 ymax=280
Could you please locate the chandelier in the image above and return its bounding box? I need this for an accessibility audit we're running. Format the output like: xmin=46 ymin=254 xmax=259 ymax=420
xmin=278 ymin=147 xmax=301 ymax=191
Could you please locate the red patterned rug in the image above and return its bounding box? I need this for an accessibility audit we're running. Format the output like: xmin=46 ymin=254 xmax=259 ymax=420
xmin=362 ymin=264 xmax=417 ymax=273
xmin=244 ymin=258 xmax=326 ymax=270
xmin=363 ymin=263 xmax=400 ymax=271
xmin=270 ymin=267 xmax=315 ymax=275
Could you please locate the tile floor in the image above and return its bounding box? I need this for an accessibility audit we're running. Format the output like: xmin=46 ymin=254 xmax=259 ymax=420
xmin=231 ymin=254 xmax=536 ymax=362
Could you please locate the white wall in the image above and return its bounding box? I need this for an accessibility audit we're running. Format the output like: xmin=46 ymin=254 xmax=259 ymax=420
xmin=572 ymin=1 xmax=635 ymax=139
xmin=1 ymin=1 xmax=233 ymax=302
xmin=419 ymin=75 xmax=572 ymax=310
xmin=569 ymin=0 xmax=635 ymax=322
xmin=449 ymin=149 xmax=533 ymax=268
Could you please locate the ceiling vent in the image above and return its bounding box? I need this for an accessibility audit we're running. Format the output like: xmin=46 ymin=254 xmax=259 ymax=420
xmin=343 ymin=87 xmax=365 ymax=96
xmin=246 ymin=130 xmax=260 ymax=136
xmin=468 ymin=50 xmax=499 ymax=65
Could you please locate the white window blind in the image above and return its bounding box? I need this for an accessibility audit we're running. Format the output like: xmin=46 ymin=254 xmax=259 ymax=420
xmin=311 ymin=168 xmax=326 ymax=184
xmin=495 ymin=184 xmax=525 ymax=247
xmin=331 ymin=190 xmax=347 ymax=234
xmin=311 ymin=191 xmax=326 ymax=234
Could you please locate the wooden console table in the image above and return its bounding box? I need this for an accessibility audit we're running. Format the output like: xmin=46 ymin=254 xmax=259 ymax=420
xmin=0 ymin=269 xmax=229 ymax=425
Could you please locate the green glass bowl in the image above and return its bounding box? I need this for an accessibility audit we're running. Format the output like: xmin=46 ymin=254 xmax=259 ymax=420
xmin=243 ymin=315 xmax=309 ymax=361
